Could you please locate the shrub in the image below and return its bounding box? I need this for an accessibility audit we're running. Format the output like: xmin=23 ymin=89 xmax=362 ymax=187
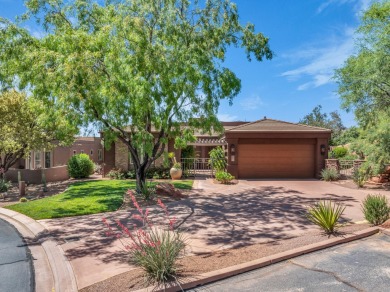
xmin=306 ymin=200 xmax=345 ymax=234
xmin=146 ymin=167 xmax=170 ymax=179
xmin=342 ymin=154 xmax=358 ymax=161
xmin=0 ymin=179 xmax=12 ymax=192
xmin=321 ymin=168 xmax=339 ymax=181
xmin=331 ymin=146 xmax=348 ymax=158
xmin=127 ymin=170 xmax=137 ymax=179
xmin=209 ymin=146 xmax=227 ymax=172
xmin=215 ymin=171 xmax=234 ymax=184
xmin=352 ymin=164 xmax=371 ymax=188
xmin=361 ymin=194 xmax=390 ymax=225
xmin=94 ymin=163 xmax=102 ymax=174
xmin=19 ymin=197 xmax=28 ymax=203
xmin=103 ymin=192 xmax=186 ymax=283
xmin=67 ymin=154 xmax=94 ymax=179
xmin=107 ymin=168 xmax=126 ymax=180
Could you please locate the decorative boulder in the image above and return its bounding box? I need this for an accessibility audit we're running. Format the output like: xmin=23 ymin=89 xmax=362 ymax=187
xmin=155 ymin=183 xmax=187 ymax=199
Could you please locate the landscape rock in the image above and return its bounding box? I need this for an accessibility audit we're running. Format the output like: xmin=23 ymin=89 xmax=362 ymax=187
xmin=155 ymin=183 xmax=187 ymax=198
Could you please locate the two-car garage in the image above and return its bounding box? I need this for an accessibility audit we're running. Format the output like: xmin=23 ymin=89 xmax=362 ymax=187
xmin=225 ymin=119 xmax=331 ymax=179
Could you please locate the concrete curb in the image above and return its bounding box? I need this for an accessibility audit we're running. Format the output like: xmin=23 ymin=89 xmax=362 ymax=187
xmin=0 ymin=207 xmax=78 ymax=292
xmin=135 ymin=226 xmax=381 ymax=292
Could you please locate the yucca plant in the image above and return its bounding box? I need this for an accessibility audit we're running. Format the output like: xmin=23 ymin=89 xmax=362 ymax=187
xmin=361 ymin=194 xmax=390 ymax=225
xmin=306 ymin=200 xmax=345 ymax=234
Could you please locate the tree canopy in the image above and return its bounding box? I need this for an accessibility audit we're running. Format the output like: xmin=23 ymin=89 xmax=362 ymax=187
xmin=299 ymin=105 xmax=346 ymax=145
xmin=0 ymin=0 xmax=272 ymax=189
xmin=335 ymin=1 xmax=390 ymax=174
xmin=0 ymin=90 xmax=77 ymax=177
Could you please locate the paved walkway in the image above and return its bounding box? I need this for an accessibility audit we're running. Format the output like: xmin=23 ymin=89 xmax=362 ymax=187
xmin=37 ymin=179 xmax=390 ymax=289
xmin=189 ymin=232 xmax=390 ymax=291
xmin=0 ymin=218 xmax=34 ymax=292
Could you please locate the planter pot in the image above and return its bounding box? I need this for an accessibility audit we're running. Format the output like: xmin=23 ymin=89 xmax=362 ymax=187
xmin=170 ymin=168 xmax=182 ymax=180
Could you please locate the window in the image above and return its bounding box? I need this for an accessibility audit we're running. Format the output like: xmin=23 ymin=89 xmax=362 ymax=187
xmin=98 ymin=149 xmax=103 ymax=161
xmin=45 ymin=152 xmax=51 ymax=168
xmin=73 ymin=150 xmax=76 ymax=155
xmin=34 ymin=152 xmax=41 ymax=169
xmin=90 ymin=149 xmax=93 ymax=155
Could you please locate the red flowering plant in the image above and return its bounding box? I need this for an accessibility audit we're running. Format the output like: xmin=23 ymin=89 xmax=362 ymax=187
xmin=102 ymin=190 xmax=186 ymax=284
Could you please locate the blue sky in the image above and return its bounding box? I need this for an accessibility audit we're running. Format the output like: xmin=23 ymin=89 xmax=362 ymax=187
xmin=0 ymin=0 xmax=372 ymax=127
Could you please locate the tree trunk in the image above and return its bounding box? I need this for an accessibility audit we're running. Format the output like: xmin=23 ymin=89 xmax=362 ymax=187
xmin=135 ymin=164 xmax=147 ymax=193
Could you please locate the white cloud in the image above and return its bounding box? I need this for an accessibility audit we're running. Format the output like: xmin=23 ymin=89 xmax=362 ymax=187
xmin=281 ymin=27 xmax=356 ymax=90
xmin=317 ymin=0 xmax=372 ymax=16
xmin=217 ymin=113 xmax=238 ymax=122
xmin=317 ymin=0 xmax=352 ymax=14
xmin=239 ymin=96 xmax=263 ymax=110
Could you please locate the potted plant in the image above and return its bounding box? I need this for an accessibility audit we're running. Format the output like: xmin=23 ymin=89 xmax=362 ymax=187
xmin=168 ymin=152 xmax=182 ymax=180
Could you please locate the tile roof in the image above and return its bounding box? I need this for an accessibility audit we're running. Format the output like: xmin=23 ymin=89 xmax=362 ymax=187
xmin=226 ymin=118 xmax=332 ymax=132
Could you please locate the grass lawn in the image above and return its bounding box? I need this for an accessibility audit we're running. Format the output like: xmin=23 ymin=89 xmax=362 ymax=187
xmin=5 ymin=179 xmax=193 ymax=220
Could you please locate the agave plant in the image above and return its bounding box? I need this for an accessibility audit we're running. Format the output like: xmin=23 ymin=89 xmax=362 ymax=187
xmin=306 ymin=200 xmax=345 ymax=234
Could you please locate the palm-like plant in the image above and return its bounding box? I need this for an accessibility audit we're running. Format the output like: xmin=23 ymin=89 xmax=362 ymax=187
xmin=306 ymin=200 xmax=345 ymax=234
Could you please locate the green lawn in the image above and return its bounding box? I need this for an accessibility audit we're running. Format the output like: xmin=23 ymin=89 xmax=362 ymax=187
xmin=5 ymin=179 xmax=193 ymax=220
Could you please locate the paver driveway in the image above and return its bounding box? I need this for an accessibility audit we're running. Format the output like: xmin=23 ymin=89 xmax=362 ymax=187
xmin=38 ymin=179 xmax=390 ymax=289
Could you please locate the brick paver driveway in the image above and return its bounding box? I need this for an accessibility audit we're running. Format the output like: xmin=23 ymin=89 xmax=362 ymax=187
xmin=38 ymin=179 xmax=390 ymax=289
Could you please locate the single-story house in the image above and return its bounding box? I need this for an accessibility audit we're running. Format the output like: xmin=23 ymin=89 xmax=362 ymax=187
xmin=7 ymin=137 xmax=103 ymax=183
xmin=103 ymin=118 xmax=331 ymax=179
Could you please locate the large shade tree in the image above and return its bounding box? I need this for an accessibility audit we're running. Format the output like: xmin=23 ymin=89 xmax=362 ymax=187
xmin=335 ymin=0 xmax=390 ymax=174
xmin=0 ymin=90 xmax=77 ymax=179
xmin=0 ymin=0 xmax=272 ymax=190
xmin=299 ymin=105 xmax=346 ymax=145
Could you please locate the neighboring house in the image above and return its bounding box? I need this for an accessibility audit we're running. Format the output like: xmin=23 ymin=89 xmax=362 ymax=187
xmin=7 ymin=137 xmax=103 ymax=183
xmin=103 ymin=118 xmax=331 ymax=179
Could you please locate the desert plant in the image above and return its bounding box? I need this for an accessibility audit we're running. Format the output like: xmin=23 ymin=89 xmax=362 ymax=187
xmin=352 ymin=164 xmax=371 ymax=188
xmin=103 ymin=192 xmax=186 ymax=284
xmin=215 ymin=171 xmax=235 ymax=184
xmin=67 ymin=154 xmax=94 ymax=179
xmin=146 ymin=167 xmax=170 ymax=179
xmin=320 ymin=168 xmax=339 ymax=181
xmin=361 ymin=194 xmax=390 ymax=225
xmin=138 ymin=182 xmax=156 ymax=201
xmin=306 ymin=200 xmax=345 ymax=234
xmin=209 ymin=146 xmax=227 ymax=172
xmin=172 ymin=162 xmax=181 ymax=169
xmin=107 ymin=168 xmax=126 ymax=180
xmin=127 ymin=170 xmax=137 ymax=179
xmin=331 ymin=146 xmax=348 ymax=158
xmin=19 ymin=197 xmax=28 ymax=203
xmin=94 ymin=163 xmax=102 ymax=174
xmin=0 ymin=179 xmax=11 ymax=193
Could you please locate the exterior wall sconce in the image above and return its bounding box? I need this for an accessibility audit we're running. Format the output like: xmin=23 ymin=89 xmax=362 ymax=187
xmin=230 ymin=144 xmax=235 ymax=162
xmin=320 ymin=144 xmax=326 ymax=155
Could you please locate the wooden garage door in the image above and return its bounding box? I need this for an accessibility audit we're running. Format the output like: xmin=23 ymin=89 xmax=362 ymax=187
xmin=238 ymin=144 xmax=315 ymax=178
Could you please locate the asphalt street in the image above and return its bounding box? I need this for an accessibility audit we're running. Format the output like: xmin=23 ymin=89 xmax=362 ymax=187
xmin=0 ymin=218 xmax=34 ymax=292
xmin=189 ymin=233 xmax=390 ymax=292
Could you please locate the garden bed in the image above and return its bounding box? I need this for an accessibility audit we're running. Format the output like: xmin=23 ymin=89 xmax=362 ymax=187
xmin=80 ymin=223 xmax=370 ymax=292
